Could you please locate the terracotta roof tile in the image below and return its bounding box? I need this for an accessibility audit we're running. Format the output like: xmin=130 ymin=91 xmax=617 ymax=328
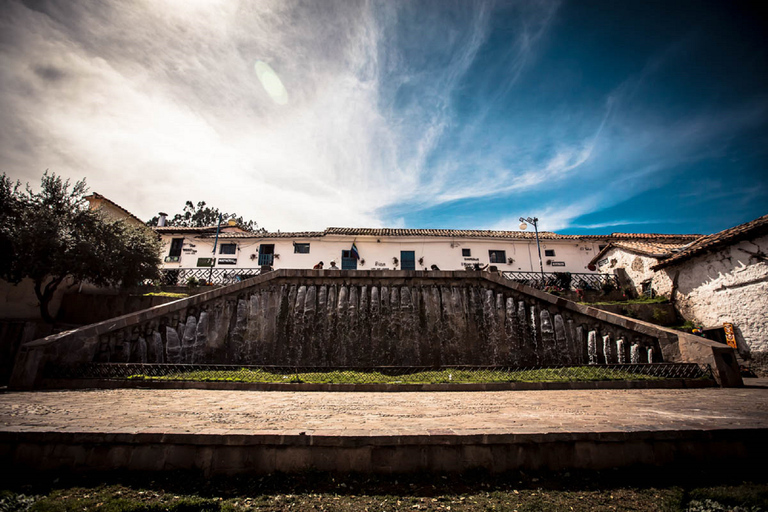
xmin=200 ymin=231 xmax=326 ymax=239
xmin=651 ymin=213 xmax=768 ymax=269
xmin=606 ymin=232 xmax=701 ymax=239
xmin=588 ymin=240 xmax=696 ymax=266
xmin=323 ymin=227 xmax=577 ymax=239
xmin=169 ymin=227 xmax=706 ymax=242
xmin=85 ymin=192 xmax=144 ymax=225
xmin=155 ymin=226 xmax=220 ymax=233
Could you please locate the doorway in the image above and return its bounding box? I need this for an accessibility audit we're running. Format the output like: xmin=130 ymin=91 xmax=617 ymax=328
xmin=258 ymin=244 xmax=274 ymax=266
xmin=341 ymin=250 xmax=357 ymax=270
xmin=401 ymin=251 xmax=416 ymax=271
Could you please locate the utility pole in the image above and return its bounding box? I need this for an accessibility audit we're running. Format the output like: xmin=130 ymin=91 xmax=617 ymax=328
xmin=208 ymin=213 xmax=223 ymax=284
xmin=519 ymin=216 xmax=544 ymax=277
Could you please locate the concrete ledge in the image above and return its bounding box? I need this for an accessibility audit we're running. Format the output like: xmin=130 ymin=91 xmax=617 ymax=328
xmin=38 ymin=378 xmax=716 ymax=392
xmin=2 ymin=428 xmax=763 ymax=474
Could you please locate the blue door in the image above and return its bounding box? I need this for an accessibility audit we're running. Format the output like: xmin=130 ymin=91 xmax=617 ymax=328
xmin=401 ymin=251 xmax=416 ymax=270
xmin=341 ymin=250 xmax=357 ymax=270
xmin=258 ymin=244 xmax=274 ymax=266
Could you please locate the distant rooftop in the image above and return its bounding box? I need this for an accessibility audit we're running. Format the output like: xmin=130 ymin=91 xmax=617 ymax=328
xmin=652 ymin=213 xmax=768 ymax=269
xmin=156 ymin=225 xmax=702 ymax=242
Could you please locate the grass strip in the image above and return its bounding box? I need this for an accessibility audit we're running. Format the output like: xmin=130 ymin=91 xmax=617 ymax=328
xmin=126 ymin=367 xmax=679 ymax=384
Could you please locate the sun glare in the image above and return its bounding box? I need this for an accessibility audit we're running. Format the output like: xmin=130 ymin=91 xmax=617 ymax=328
xmin=254 ymin=60 xmax=288 ymax=106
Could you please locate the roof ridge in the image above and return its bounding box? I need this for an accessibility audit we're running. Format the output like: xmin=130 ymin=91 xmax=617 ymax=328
xmin=652 ymin=213 xmax=768 ymax=269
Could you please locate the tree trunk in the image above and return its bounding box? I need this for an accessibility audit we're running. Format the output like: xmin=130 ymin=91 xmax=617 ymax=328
xmin=34 ymin=276 xmax=63 ymax=324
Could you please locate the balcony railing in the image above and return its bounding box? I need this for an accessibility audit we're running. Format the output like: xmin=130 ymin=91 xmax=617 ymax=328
xmin=501 ymin=271 xmax=619 ymax=291
xmin=158 ymin=267 xmax=261 ymax=286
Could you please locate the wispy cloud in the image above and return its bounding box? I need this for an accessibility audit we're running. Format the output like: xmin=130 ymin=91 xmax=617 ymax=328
xmin=0 ymin=1 xmax=765 ymax=234
xmin=0 ymin=0 xmax=564 ymax=230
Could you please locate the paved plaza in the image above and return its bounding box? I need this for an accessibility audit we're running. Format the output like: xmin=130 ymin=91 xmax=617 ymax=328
xmin=1 ymin=387 xmax=767 ymax=436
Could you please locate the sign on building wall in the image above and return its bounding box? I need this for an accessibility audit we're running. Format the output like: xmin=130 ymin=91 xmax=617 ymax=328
xmin=219 ymin=258 xmax=237 ymax=265
xmin=197 ymin=258 xmax=215 ymax=267
xmin=723 ymin=322 xmax=737 ymax=349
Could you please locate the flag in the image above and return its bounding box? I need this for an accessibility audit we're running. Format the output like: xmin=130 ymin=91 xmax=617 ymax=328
xmin=351 ymin=242 xmax=360 ymax=260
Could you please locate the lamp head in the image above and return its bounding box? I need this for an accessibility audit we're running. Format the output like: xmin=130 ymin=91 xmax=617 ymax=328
xmin=519 ymin=222 xmax=528 ymax=230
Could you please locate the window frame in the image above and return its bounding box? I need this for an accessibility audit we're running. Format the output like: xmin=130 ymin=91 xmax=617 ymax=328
xmin=462 ymin=248 xmax=471 ymax=257
xmin=544 ymin=249 xmax=556 ymax=257
xmin=488 ymin=250 xmax=506 ymax=264
xmin=168 ymin=238 xmax=184 ymax=258
xmin=219 ymin=243 xmax=237 ymax=255
xmin=294 ymin=243 xmax=310 ymax=254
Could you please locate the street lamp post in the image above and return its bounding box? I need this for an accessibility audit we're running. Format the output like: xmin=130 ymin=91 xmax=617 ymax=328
xmin=519 ymin=216 xmax=544 ymax=277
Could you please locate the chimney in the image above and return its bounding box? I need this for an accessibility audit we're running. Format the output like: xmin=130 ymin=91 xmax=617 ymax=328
xmin=157 ymin=212 xmax=168 ymax=227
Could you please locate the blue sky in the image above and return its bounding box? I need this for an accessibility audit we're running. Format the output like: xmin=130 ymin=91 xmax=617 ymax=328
xmin=1 ymin=0 xmax=766 ymax=234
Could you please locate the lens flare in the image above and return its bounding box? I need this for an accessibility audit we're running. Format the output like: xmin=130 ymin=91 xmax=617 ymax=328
xmin=254 ymin=61 xmax=288 ymax=105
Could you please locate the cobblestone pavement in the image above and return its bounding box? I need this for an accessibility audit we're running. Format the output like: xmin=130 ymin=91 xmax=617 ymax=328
xmin=1 ymin=388 xmax=767 ymax=435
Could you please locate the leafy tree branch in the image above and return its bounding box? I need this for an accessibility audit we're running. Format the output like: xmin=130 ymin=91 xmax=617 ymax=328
xmin=1 ymin=172 xmax=162 ymax=322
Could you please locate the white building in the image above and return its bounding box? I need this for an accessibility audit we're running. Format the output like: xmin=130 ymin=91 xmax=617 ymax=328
xmin=155 ymin=224 xmax=699 ymax=284
xmin=590 ymin=214 xmax=768 ymax=373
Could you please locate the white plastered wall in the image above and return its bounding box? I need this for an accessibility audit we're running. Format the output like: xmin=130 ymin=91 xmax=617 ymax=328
xmin=666 ymin=234 xmax=768 ymax=356
xmin=158 ymin=235 xmax=605 ymax=274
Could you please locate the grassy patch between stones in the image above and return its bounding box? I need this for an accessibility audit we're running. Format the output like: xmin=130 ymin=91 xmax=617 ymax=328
xmin=2 ymin=469 xmax=766 ymax=512
xmin=126 ymin=367 xmax=670 ymax=384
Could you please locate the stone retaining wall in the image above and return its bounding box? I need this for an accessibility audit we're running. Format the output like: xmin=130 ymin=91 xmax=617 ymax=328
xmin=2 ymin=428 xmax=762 ymax=474
xmin=10 ymin=270 xmax=742 ymax=388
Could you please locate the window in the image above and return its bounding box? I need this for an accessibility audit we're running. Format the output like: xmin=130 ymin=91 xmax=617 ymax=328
xmin=165 ymin=238 xmax=183 ymax=262
xmin=219 ymin=243 xmax=237 ymax=255
xmin=544 ymin=249 xmax=556 ymax=257
xmin=598 ymin=244 xmax=607 ymax=251
xmin=641 ymin=280 xmax=654 ymax=298
xmin=462 ymin=248 xmax=471 ymax=257
xmin=169 ymin=238 xmax=183 ymax=258
xmin=294 ymin=243 xmax=310 ymax=254
xmin=488 ymin=250 xmax=506 ymax=263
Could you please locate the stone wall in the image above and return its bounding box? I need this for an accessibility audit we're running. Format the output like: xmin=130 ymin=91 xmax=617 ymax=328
xmin=661 ymin=234 xmax=768 ymax=373
xmin=597 ymin=249 xmax=673 ymax=297
xmin=10 ymin=270 xmax=742 ymax=388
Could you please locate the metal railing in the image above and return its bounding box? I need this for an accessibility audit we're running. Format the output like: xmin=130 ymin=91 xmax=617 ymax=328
xmin=502 ymin=271 xmax=619 ymax=291
xmin=46 ymin=363 xmax=713 ymax=384
xmin=156 ymin=267 xmax=261 ymax=286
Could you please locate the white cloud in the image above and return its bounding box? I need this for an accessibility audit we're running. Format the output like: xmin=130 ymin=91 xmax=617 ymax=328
xmin=0 ymin=0 xmax=562 ymax=230
xmin=2 ymin=0 xmax=761 ymax=234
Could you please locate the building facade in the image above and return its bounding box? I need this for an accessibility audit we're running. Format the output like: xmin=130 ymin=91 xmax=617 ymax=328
xmin=156 ymin=226 xmax=608 ymax=273
xmin=590 ymin=214 xmax=768 ymax=373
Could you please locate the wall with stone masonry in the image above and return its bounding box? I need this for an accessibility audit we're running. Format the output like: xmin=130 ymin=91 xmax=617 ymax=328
xmin=10 ymin=270 xmax=742 ymax=388
xmin=665 ymin=234 xmax=768 ymax=370
xmin=596 ymin=249 xmax=673 ymax=297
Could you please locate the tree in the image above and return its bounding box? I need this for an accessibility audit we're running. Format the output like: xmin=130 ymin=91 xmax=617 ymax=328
xmin=146 ymin=200 xmax=266 ymax=233
xmin=0 ymin=172 xmax=162 ymax=323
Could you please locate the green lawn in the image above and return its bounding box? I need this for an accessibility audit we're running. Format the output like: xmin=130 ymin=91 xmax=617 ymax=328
xmin=126 ymin=367 xmax=675 ymax=384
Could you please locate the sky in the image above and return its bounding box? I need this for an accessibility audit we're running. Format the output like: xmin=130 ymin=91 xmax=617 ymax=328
xmin=1 ymin=0 xmax=766 ymax=234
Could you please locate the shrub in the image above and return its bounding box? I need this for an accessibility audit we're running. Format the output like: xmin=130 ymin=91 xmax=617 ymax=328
xmin=554 ymin=272 xmax=572 ymax=290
